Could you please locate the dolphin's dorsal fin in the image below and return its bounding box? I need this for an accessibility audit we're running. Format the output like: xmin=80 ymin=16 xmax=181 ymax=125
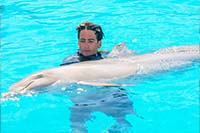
xmin=107 ymin=42 xmax=135 ymax=58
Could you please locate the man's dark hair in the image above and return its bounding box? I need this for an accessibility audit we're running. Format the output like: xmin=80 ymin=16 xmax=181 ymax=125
xmin=76 ymin=22 xmax=104 ymax=41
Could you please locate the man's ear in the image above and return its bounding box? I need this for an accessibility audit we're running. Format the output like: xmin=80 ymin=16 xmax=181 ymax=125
xmin=98 ymin=41 xmax=102 ymax=48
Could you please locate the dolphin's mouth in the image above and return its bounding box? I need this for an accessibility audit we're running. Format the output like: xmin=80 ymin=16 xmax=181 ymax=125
xmin=9 ymin=73 xmax=44 ymax=91
xmin=20 ymin=80 xmax=35 ymax=91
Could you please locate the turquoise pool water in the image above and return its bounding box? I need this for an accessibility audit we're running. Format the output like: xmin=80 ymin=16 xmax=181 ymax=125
xmin=1 ymin=0 xmax=199 ymax=133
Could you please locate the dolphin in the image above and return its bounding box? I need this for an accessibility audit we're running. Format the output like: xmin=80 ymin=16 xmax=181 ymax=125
xmin=1 ymin=45 xmax=199 ymax=98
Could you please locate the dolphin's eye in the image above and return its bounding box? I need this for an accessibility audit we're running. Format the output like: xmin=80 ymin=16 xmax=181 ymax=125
xmin=36 ymin=74 xmax=44 ymax=78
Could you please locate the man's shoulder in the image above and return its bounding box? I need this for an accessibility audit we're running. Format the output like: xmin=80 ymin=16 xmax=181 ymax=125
xmin=98 ymin=50 xmax=110 ymax=58
xmin=60 ymin=50 xmax=110 ymax=66
xmin=60 ymin=54 xmax=79 ymax=66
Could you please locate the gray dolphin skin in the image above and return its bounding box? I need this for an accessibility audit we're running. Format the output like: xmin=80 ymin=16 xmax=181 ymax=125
xmin=2 ymin=45 xmax=199 ymax=98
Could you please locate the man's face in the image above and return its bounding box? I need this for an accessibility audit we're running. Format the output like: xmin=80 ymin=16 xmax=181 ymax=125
xmin=78 ymin=29 xmax=101 ymax=56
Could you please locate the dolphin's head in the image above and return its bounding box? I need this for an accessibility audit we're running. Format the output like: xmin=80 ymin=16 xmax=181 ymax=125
xmin=6 ymin=72 xmax=57 ymax=98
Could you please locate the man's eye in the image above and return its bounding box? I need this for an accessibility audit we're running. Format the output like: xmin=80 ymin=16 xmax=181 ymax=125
xmin=88 ymin=40 xmax=95 ymax=43
xmin=79 ymin=40 xmax=85 ymax=43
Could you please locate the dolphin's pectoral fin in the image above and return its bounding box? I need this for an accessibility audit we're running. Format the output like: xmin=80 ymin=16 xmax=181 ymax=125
xmin=77 ymin=81 xmax=121 ymax=87
xmin=77 ymin=81 xmax=134 ymax=87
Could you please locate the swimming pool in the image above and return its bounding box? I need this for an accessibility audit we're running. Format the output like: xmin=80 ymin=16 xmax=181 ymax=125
xmin=1 ymin=0 xmax=199 ymax=133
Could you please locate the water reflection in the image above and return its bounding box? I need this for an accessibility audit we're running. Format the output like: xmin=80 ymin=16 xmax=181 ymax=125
xmin=68 ymin=86 xmax=137 ymax=132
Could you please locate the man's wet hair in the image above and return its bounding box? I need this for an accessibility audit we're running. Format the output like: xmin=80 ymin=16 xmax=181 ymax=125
xmin=76 ymin=22 xmax=104 ymax=41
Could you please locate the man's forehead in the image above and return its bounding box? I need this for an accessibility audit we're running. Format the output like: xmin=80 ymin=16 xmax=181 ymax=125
xmin=79 ymin=38 xmax=96 ymax=40
xmin=79 ymin=30 xmax=97 ymax=40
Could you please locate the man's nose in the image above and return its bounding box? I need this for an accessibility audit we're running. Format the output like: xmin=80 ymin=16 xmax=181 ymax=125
xmin=83 ymin=41 xmax=90 ymax=47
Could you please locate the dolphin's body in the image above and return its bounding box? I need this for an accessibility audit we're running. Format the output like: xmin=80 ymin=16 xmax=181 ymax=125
xmin=2 ymin=45 xmax=199 ymax=98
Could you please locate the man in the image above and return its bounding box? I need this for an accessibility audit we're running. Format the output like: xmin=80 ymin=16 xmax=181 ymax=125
xmin=60 ymin=21 xmax=109 ymax=66
xmin=60 ymin=22 xmax=135 ymax=132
